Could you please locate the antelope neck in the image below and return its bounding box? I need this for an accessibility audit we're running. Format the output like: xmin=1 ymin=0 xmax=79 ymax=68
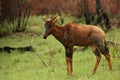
xmin=52 ymin=25 xmax=65 ymax=43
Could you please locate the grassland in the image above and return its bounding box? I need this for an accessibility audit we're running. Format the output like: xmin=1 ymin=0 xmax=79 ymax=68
xmin=0 ymin=16 xmax=120 ymax=80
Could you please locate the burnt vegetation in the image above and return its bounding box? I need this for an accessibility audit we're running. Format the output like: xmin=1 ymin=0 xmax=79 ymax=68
xmin=29 ymin=0 xmax=120 ymax=29
xmin=0 ymin=0 xmax=120 ymax=28
xmin=0 ymin=46 xmax=34 ymax=53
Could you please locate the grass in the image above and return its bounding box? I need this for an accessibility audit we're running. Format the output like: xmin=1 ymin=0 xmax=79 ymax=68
xmin=0 ymin=16 xmax=120 ymax=80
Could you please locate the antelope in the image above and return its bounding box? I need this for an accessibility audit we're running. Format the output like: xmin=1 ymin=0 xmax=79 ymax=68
xmin=43 ymin=15 xmax=112 ymax=75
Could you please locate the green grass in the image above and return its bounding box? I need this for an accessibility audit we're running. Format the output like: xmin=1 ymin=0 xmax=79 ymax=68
xmin=0 ymin=16 xmax=120 ymax=80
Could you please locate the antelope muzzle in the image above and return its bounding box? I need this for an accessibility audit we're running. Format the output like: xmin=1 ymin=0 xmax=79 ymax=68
xmin=43 ymin=33 xmax=48 ymax=39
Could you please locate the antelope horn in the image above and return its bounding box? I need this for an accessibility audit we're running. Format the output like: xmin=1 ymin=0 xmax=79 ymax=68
xmin=51 ymin=14 xmax=58 ymax=21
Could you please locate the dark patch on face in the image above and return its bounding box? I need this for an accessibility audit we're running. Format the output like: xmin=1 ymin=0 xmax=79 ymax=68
xmin=45 ymin=22 xmax=52 ymax=29
xmin=43 ymin=21 xmax=53 ymax=39
xmin=45 ymin=20 xmax=54 ymax=29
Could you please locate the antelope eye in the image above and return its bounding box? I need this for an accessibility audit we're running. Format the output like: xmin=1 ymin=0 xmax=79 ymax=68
xmin=45 ymin=22 xmax=52 ymax=28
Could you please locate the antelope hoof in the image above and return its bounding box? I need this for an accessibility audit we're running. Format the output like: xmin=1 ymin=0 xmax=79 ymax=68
xmin=87 ymin=72 xmax=95 ymax=78
xmin=67 ymin=72 xmax=72 ymax=76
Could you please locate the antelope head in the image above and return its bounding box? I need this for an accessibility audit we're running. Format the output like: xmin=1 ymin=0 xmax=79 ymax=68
xmin=43 ymin=15 xmax=58 ymax=39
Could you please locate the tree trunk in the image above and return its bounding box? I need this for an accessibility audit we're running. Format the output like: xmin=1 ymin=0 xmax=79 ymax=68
xmin=82 ymin=0 xmax=95 ymax=25
xmin=96 ymin=0 xmax=111 ymax=30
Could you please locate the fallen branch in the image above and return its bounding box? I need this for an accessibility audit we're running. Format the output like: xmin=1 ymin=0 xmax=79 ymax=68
xmin=106 ymin=40 xmax=120 ymax=46
xmin=30 ymin=36 xmax=48 ymax=67
xmin=33 ymin=51 xmax=48 ymax=68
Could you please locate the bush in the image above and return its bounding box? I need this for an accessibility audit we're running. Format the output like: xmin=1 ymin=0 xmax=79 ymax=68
xmin=0 ymin=20 xmax=13 ymax=37
xmin=0 ymin=0 xmax=31 ymax=37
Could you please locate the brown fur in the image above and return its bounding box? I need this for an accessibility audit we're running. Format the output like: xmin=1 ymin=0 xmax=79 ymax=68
xmin=45 ymin=22 xmax=105 ymax=48
xmin=43 ymin=17 xmax=112 ymax=75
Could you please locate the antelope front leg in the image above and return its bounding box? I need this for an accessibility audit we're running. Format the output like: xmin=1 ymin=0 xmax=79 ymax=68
xmin=66 ymin=57 xmax=72 ymax=75
xmin=65 ymin=46 xmax=73 ymax=75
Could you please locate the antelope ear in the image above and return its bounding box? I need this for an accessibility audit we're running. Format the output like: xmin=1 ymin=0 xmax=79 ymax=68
xmin=43 ymin=16 xmax=47 ymax=22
